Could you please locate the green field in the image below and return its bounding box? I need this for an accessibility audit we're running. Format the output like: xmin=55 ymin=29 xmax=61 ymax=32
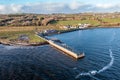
xmin=54 ymin=20 xmax=100 ymax=26
xmin=0 ymin=30 xmax=45 ymax=43
xmin=102 ymin=18 xmax=120 ymax=23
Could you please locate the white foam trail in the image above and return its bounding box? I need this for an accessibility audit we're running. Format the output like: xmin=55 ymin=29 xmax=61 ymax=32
xmin=75 ymin=70 xmax=97 ymax=79
xmin=75 ymin=31 xmax=115 ymax=79
xmin=98 ymin=49 xmax=114 ymax=73
xmin=75 ymin=49 xmax=114 ymax=79
xmin=75 ymin=71 xmax=101 ymax=80
xmin=75 ymin=72 xmax=90 ymax=79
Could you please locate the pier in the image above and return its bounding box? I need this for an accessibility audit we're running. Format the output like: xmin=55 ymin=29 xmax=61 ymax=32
xmin=48 ymin=40 xmax=85 ymax=59
xmin=37 ymin=35 xmax=85 ymax=59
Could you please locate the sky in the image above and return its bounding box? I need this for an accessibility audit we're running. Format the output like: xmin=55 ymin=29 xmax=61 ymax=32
xmin=0 ymin=0 xmax=120 ymax=14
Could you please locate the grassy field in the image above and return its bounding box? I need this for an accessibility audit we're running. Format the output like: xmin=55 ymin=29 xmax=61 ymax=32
xmin=0 ymin=29 xmax=45 ymax=44
xmin=55 ymin=20 xmax=100 ymax=26
xmin=29 ymin=34 xmax=45 ymax=43
xmin=0 ymin=26 xmax=35 ymax=32
xmin=50 ymin=17 xmax=120 ymax=27
xmin=0 ymin=26 xmax=61 ymax=32
xmin=102 ymin=18 xmax=120 ymax=23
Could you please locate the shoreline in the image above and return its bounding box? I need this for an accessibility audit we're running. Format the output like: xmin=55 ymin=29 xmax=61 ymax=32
xmin=49 ymin=26 xmax=120 ymax=36
xmin=0 ymin=41 xmax=48 ymax=46
xmin=1 ymin=26 xmax=120 ymax=46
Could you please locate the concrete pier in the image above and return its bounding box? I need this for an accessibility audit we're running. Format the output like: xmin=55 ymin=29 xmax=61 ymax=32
xmin=48 ymin=40 xmax=85 ymax=59
xmin=37 ymin=35 xmax=85 ymax=59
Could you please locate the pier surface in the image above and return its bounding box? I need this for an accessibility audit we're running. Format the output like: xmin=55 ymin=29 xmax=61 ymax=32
xmin=48 ymin=40 xmax=84 ymax=59
xmin=37 ymin=35 xmax=85 ymax=59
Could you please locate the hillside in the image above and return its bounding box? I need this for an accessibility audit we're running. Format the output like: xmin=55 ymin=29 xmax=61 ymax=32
xmin=0 ymin=13 xmax=120 ymax=27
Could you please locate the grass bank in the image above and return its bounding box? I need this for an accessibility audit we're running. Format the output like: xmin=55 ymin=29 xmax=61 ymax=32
xmin=0 ymin=28 xmax=47 ymax=46
xmin=56 ymin=20 xmax=100 ymax=26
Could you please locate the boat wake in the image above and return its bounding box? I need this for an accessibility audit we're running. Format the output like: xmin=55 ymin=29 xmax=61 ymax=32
xmin=75 ymin=49 xmax=114 ymax=79
xmin=75 ymin=31 xmax=115 ymax=79
xmin=98 ymin=49 xmax=114 ymax=73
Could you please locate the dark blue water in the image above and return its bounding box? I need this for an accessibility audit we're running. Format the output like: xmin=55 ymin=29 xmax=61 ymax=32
xmin=0 ymin=28 xmax=120 ymax=80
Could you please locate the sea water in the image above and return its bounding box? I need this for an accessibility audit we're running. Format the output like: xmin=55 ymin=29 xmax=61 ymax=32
xmin=0 ymin=28 xmax=120 ymax=80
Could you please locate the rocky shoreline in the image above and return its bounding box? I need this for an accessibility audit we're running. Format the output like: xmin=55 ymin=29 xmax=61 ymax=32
xmin=1 ymin=26 xmax=120 ymax=46
xmin=0 ymin=41 xmax=48 ymax=46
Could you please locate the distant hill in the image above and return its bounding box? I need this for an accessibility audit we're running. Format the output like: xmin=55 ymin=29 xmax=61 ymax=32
xmin=0 ymin=13 xmax=120 ymax=27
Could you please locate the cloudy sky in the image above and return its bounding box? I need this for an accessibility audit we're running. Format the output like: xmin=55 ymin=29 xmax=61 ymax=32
xmin=0 ymin=0 xmax=120 ymax=14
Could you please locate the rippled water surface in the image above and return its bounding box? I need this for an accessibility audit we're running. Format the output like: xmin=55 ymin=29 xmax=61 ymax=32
xmin=0 ymin=28 xmax=120 ymax=80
